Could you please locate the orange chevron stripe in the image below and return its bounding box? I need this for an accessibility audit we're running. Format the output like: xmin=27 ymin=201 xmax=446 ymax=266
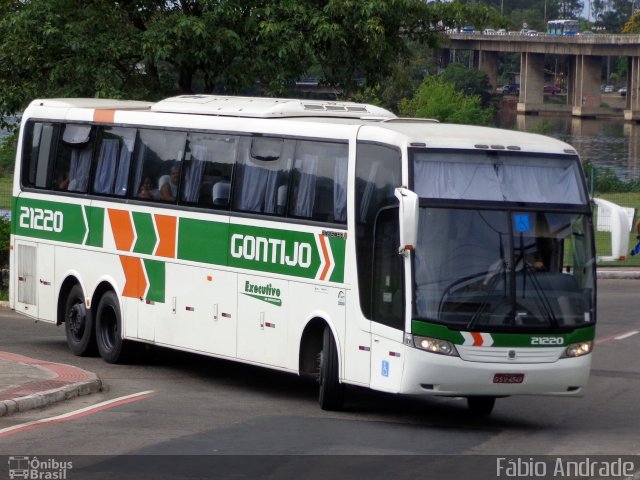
xmin=471 ymin=332 xmax=484 ymax=346
xmin=119 ymin=256 xmax=147 ymax=299
xmin=154 ymin=214 xmax=177 ymax=258
xmin=318 ymin=234 xmax=331 ymax=281
xmin=108 ymin=209 xmax=135 ymax=252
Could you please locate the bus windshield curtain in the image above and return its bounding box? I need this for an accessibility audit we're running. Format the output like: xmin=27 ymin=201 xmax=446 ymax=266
xmin=412 ymin=154 xmax=585 ymax=204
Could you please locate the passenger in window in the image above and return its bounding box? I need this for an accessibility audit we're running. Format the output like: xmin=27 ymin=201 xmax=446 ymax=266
xmin=138 ymin=176 xmax=159 ymax=200
xmin=159 ymin=164 xmax=180 ymax=201
xmin=57 ymin=169 xmax=70 ymax=190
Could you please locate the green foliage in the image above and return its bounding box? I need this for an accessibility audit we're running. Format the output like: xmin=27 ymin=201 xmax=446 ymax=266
xmin=583 ymin=160 xmax=640 ymax=194
xmin=0 ymin=215 xmax=9 ymax=266
xmin=398 ymin=75 xmax=494 ymax=125
xmin=440 ymin=63 xmax=492 ymax=105
xmin=0 ymin=134 xmax=16 ymax=176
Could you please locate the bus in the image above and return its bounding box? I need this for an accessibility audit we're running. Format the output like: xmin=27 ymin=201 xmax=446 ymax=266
xmin=547 ymin=19 xmax=580 ymax=36
xmin=10 ymin=95 xmax=599 ymax=415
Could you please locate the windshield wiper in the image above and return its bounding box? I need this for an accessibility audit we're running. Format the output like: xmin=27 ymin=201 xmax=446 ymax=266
xmin=521 ymin=261 xmax=559 ymax=328
xmin=465 ymin=261 xmax=507 ymax=330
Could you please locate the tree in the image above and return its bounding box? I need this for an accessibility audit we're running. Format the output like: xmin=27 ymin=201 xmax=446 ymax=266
xmin=623 ymin=11 xmax=640 ymax=32
xmin=398 ymin=75 xmax=494 ymax=125
xmin=440 ymin=63 xmax=492 ymax=105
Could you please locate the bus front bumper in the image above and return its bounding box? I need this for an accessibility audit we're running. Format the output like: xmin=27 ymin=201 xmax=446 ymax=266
xmin=400 ymin=346 xmax=592 ymax=397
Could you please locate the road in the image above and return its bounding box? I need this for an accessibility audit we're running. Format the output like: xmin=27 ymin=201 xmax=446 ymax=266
xmin=0 ymin=279 xmax=638 ymax=478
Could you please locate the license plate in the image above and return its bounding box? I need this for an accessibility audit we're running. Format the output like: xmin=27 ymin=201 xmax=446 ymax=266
xmin=493 ymin=373 xmax=524 ymax=384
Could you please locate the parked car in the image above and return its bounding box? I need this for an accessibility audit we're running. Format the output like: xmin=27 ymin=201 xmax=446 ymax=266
xmin=544 ymin=84 xmax=562 ymax=94
xmin=502 ymin=84 xmax=520 ymax=95
xmin=483 ymin=28 xmax=496 ymax=34
xmin=604 ymin=85 xmax=614 ymax=93
xmin=619 ymin=87 xmax=627 ymax=96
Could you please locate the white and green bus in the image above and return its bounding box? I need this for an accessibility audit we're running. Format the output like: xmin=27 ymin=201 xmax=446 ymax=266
xmin=11 ymin=96 xmax=597 ymax=414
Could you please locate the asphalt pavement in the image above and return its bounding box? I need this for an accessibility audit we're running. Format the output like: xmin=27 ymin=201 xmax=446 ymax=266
xmin=0 ymin=268 xmax=638 ymax=418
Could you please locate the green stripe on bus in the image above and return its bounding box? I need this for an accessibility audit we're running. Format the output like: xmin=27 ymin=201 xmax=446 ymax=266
xmin=132 ymin=212 xmax=156 ymax=255
xmin=228 ymin=224 xmax=321 ymax=279
xmin=14 ymin=197 xmax=87 ymax=244
xmin=328 ymin=236 xmax=346 ymax=283
xmin=144 ymin=259 xmax=165 ymax=303
xmin=85 ymin=206 xmax=104 ymax=248
xmin=411 ymin=321 xmax=596 ymax=347
xmin=177 ymin=218 xmax=229 ymax=265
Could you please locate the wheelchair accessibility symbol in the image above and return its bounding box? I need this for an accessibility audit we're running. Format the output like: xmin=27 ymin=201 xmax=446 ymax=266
xmin=514 ymin=214 xmax=531 ymax=233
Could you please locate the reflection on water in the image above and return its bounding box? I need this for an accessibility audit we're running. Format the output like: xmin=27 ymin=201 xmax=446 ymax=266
xmin=499 ymin=107 xmax=640 ymax=181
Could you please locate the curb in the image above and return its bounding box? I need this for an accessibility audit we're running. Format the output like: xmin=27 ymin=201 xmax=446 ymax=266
xmin=597 ymin=270 xmax=640 ymax=279
xmin=0 ymin=352 xmax=102 ymax=417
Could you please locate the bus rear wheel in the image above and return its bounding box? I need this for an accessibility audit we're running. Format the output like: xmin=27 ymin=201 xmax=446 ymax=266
xmin=318 ymin=326 xmax=344 ymax=411
xmin=467 ymin=396 xmax=496 ymax=415
xmin=95 ymin=290 xmax=133 ymax=364
xmin=64 ymin=284 xmax=96 ymax=356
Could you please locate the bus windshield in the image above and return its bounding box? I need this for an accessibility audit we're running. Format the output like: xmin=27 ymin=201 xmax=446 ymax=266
xmin=412 ymin=208 xmax=595 ymax=331
xmin=410 ymin=149 xmax=595 ymax=332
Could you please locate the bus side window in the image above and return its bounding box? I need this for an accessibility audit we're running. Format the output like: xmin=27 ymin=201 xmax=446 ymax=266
xmin=180 ymin=132 xmax=237 ymax=208
xmin=51 ymin=124 xmax=95 ymax=193
xmin=354 ymin=143 xmax=402 ymax=321
xmin=289 ymin=140 xmax=348 ymax=224
xmin=92 ymin=127 xmax=136 ymax=197
xmin=372 ymin=208 xmax=404 ymax=329
xmin=232 ymin=137 xmax=294 ymax=215
xmin=22 ymin=122 xmax=58 ymax=189
xmin=131 ymin=129 xmax=186 ymax=203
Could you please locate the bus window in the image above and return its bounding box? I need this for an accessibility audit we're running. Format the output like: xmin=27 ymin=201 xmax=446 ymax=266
xmin=92 ymin=127 xmax=136 ymax=197
xmin=372 ymin=207 xmax=404 ymax=329
xmin=52 ymin=124 xmax=95 ymax=193
xmin=22 ymin=122 xmax=58 ymax=189
xmin=180 ymin=132 xmax=238 ymax=208
xmin=355 ymin=142 xmax=401 ymax=319
xmin=232 ymin=137 xmax=294 ymax=215
xmin=131 ymin=129 xmax=187 ymax=203
xmin=289 ymin=140 xmax=348 ymax=224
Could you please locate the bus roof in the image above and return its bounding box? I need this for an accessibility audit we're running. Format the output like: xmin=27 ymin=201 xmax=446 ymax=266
xmin=150 ymin=95 xmax=397 ymax=119
xmin=25 ymin=96 xmax=577 ymax=156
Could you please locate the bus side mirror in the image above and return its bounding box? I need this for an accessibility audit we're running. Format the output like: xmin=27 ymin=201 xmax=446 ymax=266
xmin=394 ymin=187 xmax=419 ymax=256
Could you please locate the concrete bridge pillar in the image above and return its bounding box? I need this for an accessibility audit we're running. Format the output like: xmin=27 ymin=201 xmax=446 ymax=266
xmin=571 ymin=55 xmax=603 ymax=117
xmin=624 ymin=56 xmax=640 ymax=121
xmin=517 ymin=52 xmax=545 ymax=114
xmin=477 ymin=51 xmax=499 ymax=90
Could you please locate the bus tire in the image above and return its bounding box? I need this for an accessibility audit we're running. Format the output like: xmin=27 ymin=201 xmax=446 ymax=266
xmin=95 ymin=290 xmax=133 ymax=364
xmin=64 ymin=284 xmax=96 ymax=356
xmin=318 ymin=326 xmax=344 ymax=411
xmin=467 ymin=396 xmax=496 ymax=416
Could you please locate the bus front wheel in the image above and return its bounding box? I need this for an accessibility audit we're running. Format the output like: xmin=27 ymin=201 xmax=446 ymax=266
xmin=95 ymin=290 xmax=133 ymax=364
xmin=64 ymin=284 xmax=96 ymax=356
xmin=318 ymin=326 xmax=344 ymax=411
xmin=467 ymin=396 xmax=496 ymax=415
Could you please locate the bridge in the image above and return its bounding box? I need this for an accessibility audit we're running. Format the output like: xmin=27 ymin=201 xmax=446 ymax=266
xmin=445 ymin=33 xmax=640 ymax=120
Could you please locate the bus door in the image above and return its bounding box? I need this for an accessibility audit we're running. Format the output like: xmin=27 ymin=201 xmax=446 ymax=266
xmin=369 ymin=208 xmax=405 ymax=393
xmin=14 ymin=240 xmax=56 ymax=322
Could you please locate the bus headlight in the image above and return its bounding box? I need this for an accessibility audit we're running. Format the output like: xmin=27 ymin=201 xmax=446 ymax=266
xmin=562 ymin=341 xmax=593 ymax=358
xmin=406 ymin=334 xmax=459 ymax=356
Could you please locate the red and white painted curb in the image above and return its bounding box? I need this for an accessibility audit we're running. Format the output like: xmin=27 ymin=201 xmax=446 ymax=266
xmin=0 ymin=351 xmax=102 ymax=417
